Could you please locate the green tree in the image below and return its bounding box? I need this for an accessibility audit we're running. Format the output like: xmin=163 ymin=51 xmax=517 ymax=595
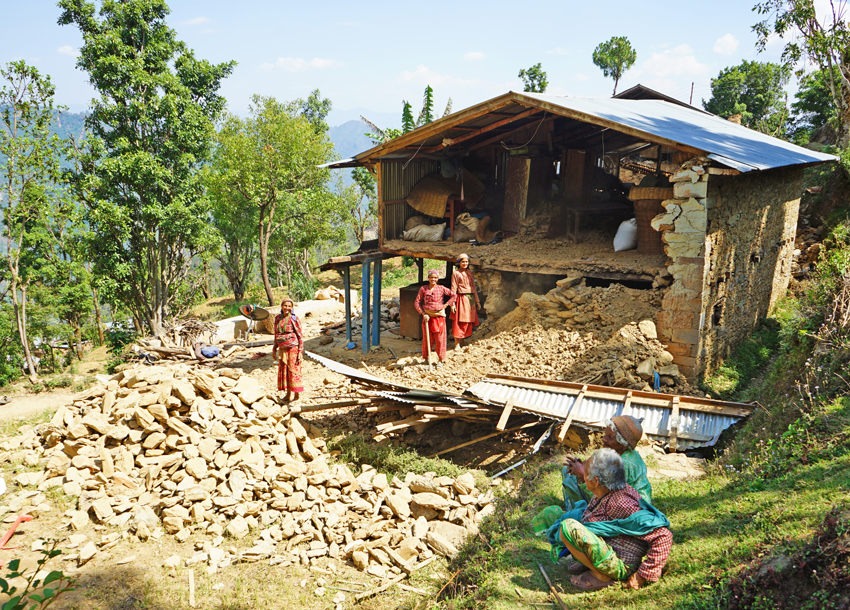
xmin=58 ymin=0 xmax=235 ymax=336
xmin=703 ymin=60 xmax=791 ymax=135
xmin=0 ymin=61 xmax=64 ymax=381
xmin=754 ymin=0 xmax=850 ymax=146
xmin=592 ymin=36 xmax=637 ymax=95
xmin=418 ymin=85 xmax=435 ymax=126
xmin=789 ymin=68 xmax=839 ymax=143
xmin=299 ymin=88 xmax=333 ymax=134
xmin=362 ymin=86 xmax=449 ymax=144
xmin=518 ymin=63 xmax=548 ymax=93
xmin=401 ymin=101 xmax=415 ymax=133
xmin=210 ymin=95 xmax=338 ymax=305
xmin=341 ymin=167 xmax=377 ymax=244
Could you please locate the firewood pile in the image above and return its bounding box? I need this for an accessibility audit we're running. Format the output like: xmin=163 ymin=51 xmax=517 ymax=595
xmin=19 ymin=364 xmax=494 ymax=576
xmin=164 ymin=318 xmax=219 ymax=347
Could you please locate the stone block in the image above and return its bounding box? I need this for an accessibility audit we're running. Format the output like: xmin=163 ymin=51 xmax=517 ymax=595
xmin=671 ymin=329 xmax=700 ymax=345
xmin=662 ymin=233 xmax=704 ymax=258
xmin=674 ymin=181 xmax=708 ymax=199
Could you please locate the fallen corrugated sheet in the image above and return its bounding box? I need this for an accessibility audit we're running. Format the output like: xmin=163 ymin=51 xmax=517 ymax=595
xmin=305 ymin=350 xmax=410 ymax=390
xmin=466 ymin=374 xmax=755 ymax=450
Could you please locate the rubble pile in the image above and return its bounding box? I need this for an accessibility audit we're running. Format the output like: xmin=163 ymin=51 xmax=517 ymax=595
xmin=792 ymin=215 xmax=825 ymax=280
xmin=17 ymin=365 xmax=494 ymax=574
xmin=378 ymin=277 xmax=696 ymax=396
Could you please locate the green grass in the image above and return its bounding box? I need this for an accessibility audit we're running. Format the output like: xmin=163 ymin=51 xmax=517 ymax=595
xmin=0 ymin=409 xmax=53 ymax=438
xmin=441 ymin=437 xmax=850 ymax=610
xmin=702 ymin=319 xmax=782 ymax=401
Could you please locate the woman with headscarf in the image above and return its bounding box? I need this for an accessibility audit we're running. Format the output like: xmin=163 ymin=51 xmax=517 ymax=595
xmin=450 ymin=253 xmax=481 ymax=350
xmin=414 ymin=269 xmax=456 ymax=367
xmin=273 ymin=297 xmax=303 ymax=401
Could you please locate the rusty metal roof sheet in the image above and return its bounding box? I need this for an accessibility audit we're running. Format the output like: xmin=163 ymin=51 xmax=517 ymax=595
xmin=466 ymin=374 xmax=754 ymax=450
xmin=325 ymin=91 xmax=836 ymax=173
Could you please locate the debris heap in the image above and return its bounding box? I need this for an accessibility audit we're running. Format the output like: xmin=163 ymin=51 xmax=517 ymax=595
xmin=26 ymin=365 xmax=494 ymax=574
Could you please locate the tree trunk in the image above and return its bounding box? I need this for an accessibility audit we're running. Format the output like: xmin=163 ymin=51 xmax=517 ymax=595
xmin=201 ymin=260 xmax=211 ymax=300
xmin=92 ymin=284 xmax=105 ymax=346
xmin=258 ymin=209 xmax=275 ymax=306
xmin=12 ymin=284 xmax=37 ymax=381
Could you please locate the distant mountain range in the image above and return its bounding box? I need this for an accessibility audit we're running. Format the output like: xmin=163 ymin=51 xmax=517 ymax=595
xmin=328 ymin=119 xmax=375 ymax=161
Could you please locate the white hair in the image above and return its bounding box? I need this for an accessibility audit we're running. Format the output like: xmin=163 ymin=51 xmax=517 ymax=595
xmin=587 ymin=448 xmax=626 ymax=491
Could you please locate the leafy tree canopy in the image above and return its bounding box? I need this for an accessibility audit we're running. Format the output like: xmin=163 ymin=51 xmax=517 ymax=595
xmin=518 ymin=63 xmax=548 ymax=93
xmin=703 ymin=60 xmax=791 ymax=135
xmin=58 ymin=0 xmax=235 ymax=335
xmin=592 ymin=36 xmax=637 ymax=95
xmin=789 ymin=67 xmax=839 ymax=143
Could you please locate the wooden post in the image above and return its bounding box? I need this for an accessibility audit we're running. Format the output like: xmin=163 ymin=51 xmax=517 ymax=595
xmin=361 ymin=261 xmax=371 ymax=354
xmin=417 ymin=258 xmax=424 ymax=283
xmin=372 ymin=259 xmax=382 ymax=347
xmin=621 ymin=390 xmax=633 ymax=417
xmin=669 ymin=396 xmax=680 ymax=452
xmin=343 ymin=266 xmax=352 ymax=343
xmin=558 ymin=385 xmax=587 ymax=443
xmin=496 ymin=398 xmax=515 ymax=431
xmin=376 ymin=163 xmax=384 ymax=248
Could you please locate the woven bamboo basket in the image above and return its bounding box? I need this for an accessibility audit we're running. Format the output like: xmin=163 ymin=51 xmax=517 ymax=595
xmin=633 ymin=199 xmax=665 ymax=255
xmin=259 ymin=306 xmax=282 ymax=334
xmin=628 ymin=187 xmax=674 ymax=202
xmin=671 ymin=150 xmax=693 ymax=165
xmin=406 ymin=172 xmax=487 ymax=217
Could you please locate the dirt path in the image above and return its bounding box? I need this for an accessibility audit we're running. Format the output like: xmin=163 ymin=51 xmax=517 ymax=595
xmin=0 ymin=390 xmax=74 ymax=423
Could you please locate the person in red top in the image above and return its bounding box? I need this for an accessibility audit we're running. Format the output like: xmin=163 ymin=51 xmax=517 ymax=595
xmin=559 ymin=448 xmax=673 ymax=592
xmin=414 ymin=269 xmax=456 ymax=367
xmin=272 ymin=297 xmax=303 ymax=402
xmin=450 ymin=253 xmax=481 ymax=349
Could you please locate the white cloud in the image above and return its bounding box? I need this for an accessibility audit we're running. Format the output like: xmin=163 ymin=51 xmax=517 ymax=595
xmin=575 ymin=73 xmax=589 ymax=81
xmin=713 ymin=33 xmax=739 ymax=55
xmin=181 ymin=16 xmax=210 ymax=26
xmin=258 ymin=57 xmax=344 ymax=72
xmin=57 ymin=45 xmax=79 ymax=58
xmin=464 ymin=52 xmax=485 ymax=61
xmin=546 ymin=47 xmax=570 ymax=55
xmin=399 ymin=65 xmax=479 ymax=87
xmin=639 ymin=44 xmax=710 ymax=79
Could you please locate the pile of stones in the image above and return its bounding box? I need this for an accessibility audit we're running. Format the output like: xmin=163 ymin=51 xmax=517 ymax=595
xmin=20 ymin=365 xmax=493 ymax=575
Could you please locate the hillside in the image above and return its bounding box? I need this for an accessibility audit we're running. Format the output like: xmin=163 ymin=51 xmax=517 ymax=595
xmin=328 ymin=119 xmax=374 ymax=159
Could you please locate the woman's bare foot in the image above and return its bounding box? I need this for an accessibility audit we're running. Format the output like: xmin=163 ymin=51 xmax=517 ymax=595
xmin=292 ymin=393 xmax=301 ymax=401
xmin=284 ymin=392 xmax=292 ymax=402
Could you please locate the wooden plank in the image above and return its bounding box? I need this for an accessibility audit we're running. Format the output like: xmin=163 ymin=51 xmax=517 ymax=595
xmin=621 ymin=391 xmax=633 ymax=416
xmin=669 ymin=396 xmax=680 ymax=452
xmin=503 ymin=157 xmax=530 ymax=233
xmin=424 ymin=108 xmax=542 ymax=151
xmin=496 ymin=398 xmax=515 ymax=431
xmin=427 ymin=421 xmax=542 ymax=458
xmin=558 ymin=385 xmax=586 ymax=443
xmin=377 ymin=162 xmax=384 ymax=247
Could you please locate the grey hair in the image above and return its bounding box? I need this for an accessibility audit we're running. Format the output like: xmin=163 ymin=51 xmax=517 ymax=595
xmin=604 ymin=419 xmax=630 ymax=449
xmin=586 ymin=448 xmax=626 ymax=491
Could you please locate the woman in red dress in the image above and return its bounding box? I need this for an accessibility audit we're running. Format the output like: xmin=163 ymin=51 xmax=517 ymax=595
xmin=273 ymin=297 xmax=303 ymax=401
xmin=450 ymin=253 xmax=481 ymax=349
xmin=414 ymin=269 xmax=456 ymax=367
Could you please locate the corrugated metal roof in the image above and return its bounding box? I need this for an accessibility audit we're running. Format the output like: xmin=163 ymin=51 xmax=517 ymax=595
xmin=466 ymin=376 xmax=752 ymax=450
xmin=520 ymin=93 xmax=836 ymax=172
xmin=325 ymin=91 xmax=837 ymax=173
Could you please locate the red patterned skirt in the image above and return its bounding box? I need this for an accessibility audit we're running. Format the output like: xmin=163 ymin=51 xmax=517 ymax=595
xmin=277 ymin=347 xmax=304 ymax=393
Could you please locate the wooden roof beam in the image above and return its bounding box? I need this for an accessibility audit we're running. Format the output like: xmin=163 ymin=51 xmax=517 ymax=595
xmin=421 ymin=108 xmax=543 ymax=153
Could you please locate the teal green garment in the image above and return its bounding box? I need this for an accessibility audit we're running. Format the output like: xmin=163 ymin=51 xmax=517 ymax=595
xmin=621 ymin=449 xmax=653 ymax=504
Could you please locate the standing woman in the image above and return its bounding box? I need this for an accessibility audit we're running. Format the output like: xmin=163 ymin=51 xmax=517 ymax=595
xmin=273 ymin=297 xmax=303 ymax=401
xmin=414 ymin=269 xmax=457 ymax=367
xmin=450 ymin=253 xmax=481 ymax=349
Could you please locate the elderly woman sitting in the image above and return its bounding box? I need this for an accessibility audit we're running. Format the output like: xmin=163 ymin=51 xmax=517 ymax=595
xmin=557 ymin=448 xmax=673 ymax=592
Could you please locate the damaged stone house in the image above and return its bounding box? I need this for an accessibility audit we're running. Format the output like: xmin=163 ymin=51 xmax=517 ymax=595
xmin=327 ymin=89 xmax=836 ymax=379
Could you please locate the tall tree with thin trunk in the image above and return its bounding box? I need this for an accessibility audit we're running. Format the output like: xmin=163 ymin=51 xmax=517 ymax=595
xmin=58 ymin=0 xmax=235 ymax=336
xmin=592 ymin=36 xmax=637 ymax=95
xmin=0 ymin=61 xmax=63 ymax=381
xmin=754 ymin=0 xmax=850 ymax=147
xmin=209 ymin=95 xmax=336 ymax=306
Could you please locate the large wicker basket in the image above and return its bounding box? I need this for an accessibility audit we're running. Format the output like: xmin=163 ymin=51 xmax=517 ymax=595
xmin=628 ymin=187 xmax=674 ymax=202
xmin=633 ymin=199 xmax=666 ymax=255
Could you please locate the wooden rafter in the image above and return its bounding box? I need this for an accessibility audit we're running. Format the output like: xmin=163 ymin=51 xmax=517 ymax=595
xmin=423 ymin=108 xmax=542 ymax=153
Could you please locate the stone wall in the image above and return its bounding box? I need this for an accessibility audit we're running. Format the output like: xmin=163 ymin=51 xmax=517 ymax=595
xmin=652 ymin=162 xmax=802 ymax=378
xmin=700 ymin=166 xmax=801 ymax=373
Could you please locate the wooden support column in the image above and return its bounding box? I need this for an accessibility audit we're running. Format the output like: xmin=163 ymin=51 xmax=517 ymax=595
xmin=343 ymin=266 xmax=352 ymax=343
xmin=669 ymin=396 xmax=680 ymax=451
xmin=376 ymin=163 xmax=384 ymax=247
xmin=559 ymin=385 xmax=587 ymax=443
xmin=361 ymin=261 xmax=371 ymax=354
xmin=621 ymin=391 xmax=633 ymax=417
xmin=417 ymin=258 xmax=424 ymax=283
xmin=371 ymin=259 xmax=382 ymax=348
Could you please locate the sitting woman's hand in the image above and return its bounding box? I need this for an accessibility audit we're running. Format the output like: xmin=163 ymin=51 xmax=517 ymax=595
xmin=624 ymin=573 xmax=646 ymax=590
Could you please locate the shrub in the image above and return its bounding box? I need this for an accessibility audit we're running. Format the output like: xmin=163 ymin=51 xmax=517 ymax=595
xmin=43 ymin=375 xmax=73 ymax=390
xmin=1 ymin=542 xmax=76 ymax=609
xmin=104 ymin=320 xmax=137 ymax=356
xmin=29 ymin=383 xmax=45 ymax=394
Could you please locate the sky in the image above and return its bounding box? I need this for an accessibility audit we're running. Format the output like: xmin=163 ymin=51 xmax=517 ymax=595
xmin=0 ymin=1 xmax=815 ymax=129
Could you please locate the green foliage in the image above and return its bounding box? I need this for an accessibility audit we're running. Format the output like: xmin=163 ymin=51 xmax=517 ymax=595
xmin=402 ymin=255 xmax=415 ymax=268
xmin=104 ymin=320 xmax=137 ymax=356
xmin=208 ymin=94 xmax=339 ymax=305
xmin=754 ymin=0 xmax=850 ymax=145
xmin=43 ymin=375 xmax=73 ymax=390
xmin=702 ymin=320 xmax=781 ymax=400
xmin=592 ymin=36 xmax=637 ymax=95
xmin=518 ymin=63 xmax=548 ymax=93
xmin=71 ymin=376 xmax=96 ymax=393
xmin=789 ymin=68 xmax=839 ymax=144
xmin=703 ymin=60 xmax=791 ymax=135
xmin=339 ymin=167 xmax=377 ymax=244
xmin=0 ymin=304 xmax=23 ymax=387
xmin=0 ymin=542 xmax=76 ymax=609
xmin=287 ymin=272 xmax=320 ymax=303
xmin=58 ymin=0 xmax=235 ymax=335
xmin=419 ymin=85 xmax=435 ymax=126
xmin=401 ymin=101 xmax=415 ymax=134
xmin=328 ymin=432 xmax=466 ymax=480
xmin=298 ymin=88 xmax=333 ymax=134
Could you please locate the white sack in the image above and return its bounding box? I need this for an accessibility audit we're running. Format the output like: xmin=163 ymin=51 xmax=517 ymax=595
xmin=613 ymin=218 xmax=638 ymax=252
xmin=403 ymin=223 xmax=446 ymax=242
